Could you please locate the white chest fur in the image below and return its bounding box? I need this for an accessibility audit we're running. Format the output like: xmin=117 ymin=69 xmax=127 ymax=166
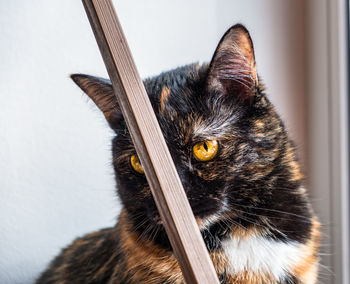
xmin=222 ymin=235 xmax=304 ymax=281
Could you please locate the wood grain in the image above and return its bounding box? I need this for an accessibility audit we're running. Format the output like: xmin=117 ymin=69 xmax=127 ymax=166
xmin=81 ymin=0 xmax=220 ymax=283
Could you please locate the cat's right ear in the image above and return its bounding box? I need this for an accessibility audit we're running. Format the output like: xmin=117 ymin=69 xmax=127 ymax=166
xmin=71 ymin=74 xmax=121 ymax=129
xmin=206 ymin=24 xmax=258 ymax=102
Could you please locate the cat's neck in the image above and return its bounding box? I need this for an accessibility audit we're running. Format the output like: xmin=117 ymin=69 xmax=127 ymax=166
xmin=117 ymin=208 xmax=320 ymax=284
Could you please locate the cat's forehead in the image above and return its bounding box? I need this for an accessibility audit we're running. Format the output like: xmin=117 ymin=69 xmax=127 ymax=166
xmin=143 ymin=64 xmax=241 ymax=143
xmin=144 ymin=63 xmax=201 ymax=93
xmin=144 ymin=63 xmax=202 ymax=123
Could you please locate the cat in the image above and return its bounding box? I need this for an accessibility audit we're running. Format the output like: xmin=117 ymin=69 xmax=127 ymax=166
xmin=37 ymin=24 xmax=320 ymax=284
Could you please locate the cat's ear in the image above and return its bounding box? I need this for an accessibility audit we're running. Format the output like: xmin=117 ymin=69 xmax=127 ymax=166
xmin=206 ymin=24 xmax=258 ymax=101
xmin=71 ymin=74 xmax=121 ymax=128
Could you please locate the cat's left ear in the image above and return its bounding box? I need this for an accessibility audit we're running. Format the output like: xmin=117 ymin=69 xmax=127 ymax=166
xmin=71 ymin=74 xmax=121 ymax=129
xmin=206 ymin=24 xmax=258 ymax=101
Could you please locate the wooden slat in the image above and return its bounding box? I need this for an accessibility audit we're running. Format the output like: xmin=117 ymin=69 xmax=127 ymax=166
xmin=81 ymin=1 xmax=220 ymax=283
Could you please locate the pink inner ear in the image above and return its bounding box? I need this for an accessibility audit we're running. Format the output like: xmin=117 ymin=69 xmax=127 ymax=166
xmin=215 ymin=49 xmax=255 ymax=96
xmin=207 ymin=25 xmax=257 ymax=101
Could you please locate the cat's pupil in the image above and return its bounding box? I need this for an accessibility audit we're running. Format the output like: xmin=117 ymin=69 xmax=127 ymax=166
xmin=203 ymin=142 xmax=208 ymax=152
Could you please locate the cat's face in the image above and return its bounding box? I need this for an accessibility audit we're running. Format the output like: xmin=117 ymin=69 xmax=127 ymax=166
xmin=72 ymin=25 xmax=306 ymax=242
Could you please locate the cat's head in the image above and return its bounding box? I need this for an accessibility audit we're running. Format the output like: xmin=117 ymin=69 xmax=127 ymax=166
xmin=71 ymin=25 xmax=307 ymax=243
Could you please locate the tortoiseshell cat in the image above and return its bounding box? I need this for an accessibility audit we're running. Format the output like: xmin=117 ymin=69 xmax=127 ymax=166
xmin=37 ymin=25 xmax=320 ymax=284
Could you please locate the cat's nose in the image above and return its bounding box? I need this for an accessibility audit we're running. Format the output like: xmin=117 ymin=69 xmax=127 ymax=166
xmin=169 ymin=154 xmax=194 ymax=192
xmin=176 ymin=168 xmax=190 ymax=191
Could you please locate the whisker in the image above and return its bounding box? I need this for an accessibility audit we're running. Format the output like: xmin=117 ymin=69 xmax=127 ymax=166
xmin=232 ymin=206 xmax=311 ymax=224
xmin=228 ymin=200 xmax=311 ymax=221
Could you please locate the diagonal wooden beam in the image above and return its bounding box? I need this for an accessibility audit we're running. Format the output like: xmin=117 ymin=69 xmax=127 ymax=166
xmin=81 ymin=0 xmax=220 ymax=283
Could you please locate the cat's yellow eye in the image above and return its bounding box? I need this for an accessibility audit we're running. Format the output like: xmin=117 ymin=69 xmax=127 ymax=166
xmin=193 ymin=140 xmax=219 ymax=162
xmin=130 ymin=155 xmax=144 ymax=174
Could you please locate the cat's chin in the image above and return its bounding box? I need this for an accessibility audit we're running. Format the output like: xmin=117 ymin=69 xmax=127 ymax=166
xmin=151 ymin=212 xmax=225 ymax=229
xmin=196 ymin=207 xmax=236 ymax=233
xmin=197 ymin=213 xmax=229 ymax=231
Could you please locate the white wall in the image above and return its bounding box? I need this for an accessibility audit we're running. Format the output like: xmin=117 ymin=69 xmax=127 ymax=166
xmin=0 ymin=1 xmax=307 ymax=283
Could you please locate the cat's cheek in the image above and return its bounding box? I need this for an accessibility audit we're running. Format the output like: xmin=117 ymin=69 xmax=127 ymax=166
xmin=246 ymin=164 xmax=275 ymax=180
xmin=193 ymin=159 xmax=230 ymax=182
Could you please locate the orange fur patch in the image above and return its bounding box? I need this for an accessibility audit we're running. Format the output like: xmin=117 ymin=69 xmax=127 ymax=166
xmin=160 ymin=86 xmax=171 ymax=113
xmin=254 ymin=120 xmax=265 ymax=133
xmin=292 ymin=218 xmax=321 ymax=283
xmin=225 ymin=272 xmax=275 ymax=284
xmin=119 ymin=210 xmax=183 ymax=284
xmin=284 ymin=143 xmax=304 ymax=182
